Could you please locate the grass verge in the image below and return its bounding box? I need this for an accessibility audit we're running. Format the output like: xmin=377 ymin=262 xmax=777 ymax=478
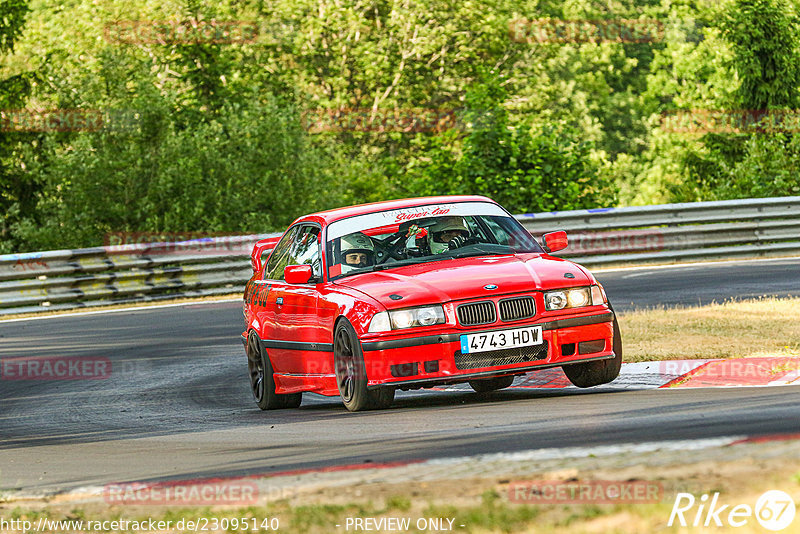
xmin=618 ymin=296 xmax=800 ymax=362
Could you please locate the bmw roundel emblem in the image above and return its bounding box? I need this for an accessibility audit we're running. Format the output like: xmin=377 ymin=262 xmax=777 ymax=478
xmin=484 ymin=284 xmax=498 ymax=290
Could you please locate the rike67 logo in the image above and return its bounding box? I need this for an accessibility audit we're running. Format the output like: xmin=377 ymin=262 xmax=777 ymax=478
xmin=669 ymin=490 xmax=796 ymax=531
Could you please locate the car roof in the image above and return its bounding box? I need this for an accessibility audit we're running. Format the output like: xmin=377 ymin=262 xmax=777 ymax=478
xmin=296 ymin=195 xmax=496 ymax=226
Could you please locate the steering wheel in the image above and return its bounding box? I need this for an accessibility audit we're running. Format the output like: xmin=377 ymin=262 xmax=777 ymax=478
xmin=375 ymin=232 xmax=407 ymax=264
xmin=448 ymin=234 xmax=482 ymax=250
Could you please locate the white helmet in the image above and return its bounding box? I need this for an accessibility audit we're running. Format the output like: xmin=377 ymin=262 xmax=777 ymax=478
xmin=428 ymin=217 xmax=469 ymax=254
xmin=339 ymin=232 xmax=375 ymax=272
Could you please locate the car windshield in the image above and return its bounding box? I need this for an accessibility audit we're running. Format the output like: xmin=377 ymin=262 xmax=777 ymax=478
xmin=325 ymin=201 xmax=543 ymax=280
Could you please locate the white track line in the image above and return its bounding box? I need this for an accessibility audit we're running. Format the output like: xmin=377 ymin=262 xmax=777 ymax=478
xmin=425 ymin=436 xmax=747 ymax=466
xmin=592 ymin=255 xmax=800 ymax=273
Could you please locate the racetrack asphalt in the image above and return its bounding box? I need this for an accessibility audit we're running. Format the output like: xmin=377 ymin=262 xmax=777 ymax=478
xmin=1 ymin=257 xmax=798 ymax=494
xmin=596 ymin=256 xmax=800 ymax=310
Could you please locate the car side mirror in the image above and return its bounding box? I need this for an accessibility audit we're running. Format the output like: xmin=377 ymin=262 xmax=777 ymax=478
xmin=542 ymin=231 xmax=568 ymax=253
xmin=251 ymin=238 xmax=278 ymax=273
xmin=284 ymin=264 xmax=314 ymax=284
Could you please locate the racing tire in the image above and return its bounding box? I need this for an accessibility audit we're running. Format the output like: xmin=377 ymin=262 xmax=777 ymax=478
xmin=562 ymin=306 xmax=622 ymax=388
xmin=469 ymin=375 xmax=515 ymax=393
xmin=333 ymin=319 xmax=395 ymax=412
xmin=247 ymin=331 xmax=302 ymax=410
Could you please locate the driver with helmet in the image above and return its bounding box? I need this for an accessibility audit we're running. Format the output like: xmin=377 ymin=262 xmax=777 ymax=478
xmin=428 ymin=216 xmax=471 ymax=254
xmin=339 ymin=232 xmax=375 ymax=272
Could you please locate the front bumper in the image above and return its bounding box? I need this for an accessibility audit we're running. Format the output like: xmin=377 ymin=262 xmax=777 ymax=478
xmin=360 ymin=311 xmax=615 ymax=389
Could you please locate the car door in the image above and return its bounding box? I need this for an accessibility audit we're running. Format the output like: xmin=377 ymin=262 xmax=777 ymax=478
xmin=254 ymin=226 xmax=299 ymax=364
xmin=263 ymin=224 xmax=325 ymax=375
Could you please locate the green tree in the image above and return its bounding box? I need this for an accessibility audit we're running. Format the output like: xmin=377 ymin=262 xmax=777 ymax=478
xmin=678 ymin=0 xmax=800 ymax=201
xmin=403 ymin=77 xmax=615 ymax=213
xmin=0 ymin=0 xmax=32 ymax=252
xmin=14 ymin=94 xmax=346 ymax=250
xmin=12 ymin=0 xmax=790 ymax=251
xmin=723 ymin=0 xmax=800 ymax=110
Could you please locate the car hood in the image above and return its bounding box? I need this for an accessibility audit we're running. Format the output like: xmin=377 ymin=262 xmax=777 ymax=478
xmin=335 ymin=254 xmax=593 ymax=309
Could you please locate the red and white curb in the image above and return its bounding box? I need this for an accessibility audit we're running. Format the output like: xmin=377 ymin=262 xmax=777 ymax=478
xmin=434 ymin=356 xmax=800 ymax=391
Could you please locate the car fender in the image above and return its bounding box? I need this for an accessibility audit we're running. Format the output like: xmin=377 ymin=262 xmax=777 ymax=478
xmin=323 ymin=285 xmax=386 ymax=337
xmin=572 ymin=261 xmax=599 ymax=285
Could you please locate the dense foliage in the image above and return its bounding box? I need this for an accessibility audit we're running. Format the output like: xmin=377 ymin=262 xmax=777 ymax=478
xmin=1 ymin=0 xmax=799 ymax=252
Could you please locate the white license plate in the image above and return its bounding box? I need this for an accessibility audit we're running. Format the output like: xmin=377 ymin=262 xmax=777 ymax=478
xmin=460 ymin=325 xmax=543 ymax=354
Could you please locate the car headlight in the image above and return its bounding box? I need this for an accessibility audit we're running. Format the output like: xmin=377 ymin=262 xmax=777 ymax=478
xmin=392 ymin=309 xmax=414 ymax=329
xmin=591 ymin=284 xmax=607 ymax=305
xmin=368 ymin=305 xmax=446 ymax=332
xmin=567 ymin=288 xmax=589 ymax=307
xmin=368 ymin=311 xmax=392 ymax=332
xmin=544 ymin=286 xmax=604 ymax=311
xmin=545 ymin=291 xmax=568 ymax=310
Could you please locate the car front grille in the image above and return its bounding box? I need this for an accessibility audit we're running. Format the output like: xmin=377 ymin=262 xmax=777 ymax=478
xmin=499 ymin=296 xmax=536 ymax=322
xmin=454 ymin=341 xmax=549 ymax=370
xmin=456 ymin=301 xmax=496 ymax=326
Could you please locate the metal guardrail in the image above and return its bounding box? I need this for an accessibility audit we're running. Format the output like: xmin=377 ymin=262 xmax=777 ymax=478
xmin=518 ymin=196 xmax=800 ymax=265
xmin=1 ymin=196 xmax=799 ymax=316
xmin=0 ymin=234 xmax=278 ymax=316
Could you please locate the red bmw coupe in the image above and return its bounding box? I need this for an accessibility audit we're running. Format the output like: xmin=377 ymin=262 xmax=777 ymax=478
xmin=242 ymin=196 xmax=622 ymax=411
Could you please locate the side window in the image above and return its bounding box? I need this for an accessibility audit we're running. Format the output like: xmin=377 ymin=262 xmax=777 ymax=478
xmin=290 ymin=226 xmax=322 ymax=279
xmin=265 ymin=225 xmax=321 ymax=281
xmin=264 ymin=226 xmax=299 ymax=280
